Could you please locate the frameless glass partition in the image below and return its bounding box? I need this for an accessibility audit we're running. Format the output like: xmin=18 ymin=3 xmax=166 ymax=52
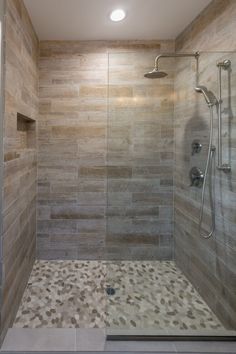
xmin=106 ymin=50 xmax=236 ymax=339
xmin=106 ymin=50 xmax=175 ymax=336
xmin=0 ymin=0 xmax=4 ymax=342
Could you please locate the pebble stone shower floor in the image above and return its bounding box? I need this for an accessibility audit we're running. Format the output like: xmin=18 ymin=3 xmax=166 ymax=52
xmin=13 ymin=260 xmax=224 ymax=331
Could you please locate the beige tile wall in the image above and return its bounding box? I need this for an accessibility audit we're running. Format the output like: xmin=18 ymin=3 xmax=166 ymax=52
xmin=176 ymin=0 xmax=236 ymax=52
xmin=2 ymin=0 xmax=236 ymax=341
xmin=174 ymin=0 xmax=236 ymax=329
xmin=38 ymin=40 xmax=175 ymax=260
xmin=1 ymin=0 xmax=38 ymax=342
xmin=107 ymin=51 xmax=174 ymax=259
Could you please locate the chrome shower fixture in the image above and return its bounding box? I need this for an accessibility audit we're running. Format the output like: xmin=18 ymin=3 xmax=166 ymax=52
xmin=192 ymin=85 xmax=217 ymax=239
xmin=144 ymin=68 xmax=167 ymax=79
xmin=217 ymin=59 xmax=231 ymax=172
xmin=195 ymin=86 xmax=218 ymax=106
xmin=217 ymin=59 xmax=231 ymax=70
xmin=144 ymin=51 xmax=199 ymax=79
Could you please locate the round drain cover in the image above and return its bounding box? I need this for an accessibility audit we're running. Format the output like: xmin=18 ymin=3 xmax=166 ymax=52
xmin=106 ymin=287 xmax=116 ymax=295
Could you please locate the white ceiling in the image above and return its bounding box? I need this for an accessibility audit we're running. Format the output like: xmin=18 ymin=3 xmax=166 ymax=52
xmin=24 ymin=0 xmax=211 ymax=41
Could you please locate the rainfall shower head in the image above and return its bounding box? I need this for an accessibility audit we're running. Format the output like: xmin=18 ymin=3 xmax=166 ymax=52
xmin=144 ymin=68 xmax=168 ymax=79
xmin=195 ymin=86 xmax=217 ymax=106
xmin=144 ymin=52 xmax=199 ymax=79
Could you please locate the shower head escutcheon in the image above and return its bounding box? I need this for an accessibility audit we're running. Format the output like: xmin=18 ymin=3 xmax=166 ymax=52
xmin=144 ymin=51 xmax=199 ymax=79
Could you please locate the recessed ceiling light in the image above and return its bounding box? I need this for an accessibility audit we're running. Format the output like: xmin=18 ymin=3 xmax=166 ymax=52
xmin=110 ymin=9 xmax=126 ymax=22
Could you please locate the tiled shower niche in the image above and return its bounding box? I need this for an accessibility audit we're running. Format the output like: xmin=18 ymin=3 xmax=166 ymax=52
xmin=17 ymin=112 xmax=36 ymax=150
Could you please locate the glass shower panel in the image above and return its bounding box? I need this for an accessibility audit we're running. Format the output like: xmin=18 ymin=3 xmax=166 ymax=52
xmin=106 ymin=50 xmax=236 ymax=338
xmin=106 ymin=50 xmax=175 ymax=334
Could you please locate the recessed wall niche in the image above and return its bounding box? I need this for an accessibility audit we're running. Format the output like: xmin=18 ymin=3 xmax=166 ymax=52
xmin=17 ymin=112 xmax=36 ymax=149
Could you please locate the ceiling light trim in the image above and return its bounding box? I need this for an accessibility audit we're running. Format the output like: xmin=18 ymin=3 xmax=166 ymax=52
xmin=110 ymin=9 xmax=126 ymax=22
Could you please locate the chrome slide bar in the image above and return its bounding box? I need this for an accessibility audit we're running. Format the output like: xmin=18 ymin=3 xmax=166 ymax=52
xmin=216 ymin=59 xmax=231 ymax=172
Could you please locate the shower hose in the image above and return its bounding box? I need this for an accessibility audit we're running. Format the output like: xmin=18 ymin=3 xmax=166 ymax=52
xmin=199 ymin=105 xmax=216 ymax=239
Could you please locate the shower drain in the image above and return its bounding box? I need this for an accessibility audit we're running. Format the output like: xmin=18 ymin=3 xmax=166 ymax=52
xmin=106 ymin=286 xmax=116 ymax=295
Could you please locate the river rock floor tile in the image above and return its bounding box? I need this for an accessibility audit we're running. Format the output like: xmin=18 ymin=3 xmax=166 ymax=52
xmin=106 ymin=261 xmax=223 ymax=331
xmin=13 ymin=260 xmax=224 ymax=331
xmin=13 ymin=261 xmax=107 ymax=328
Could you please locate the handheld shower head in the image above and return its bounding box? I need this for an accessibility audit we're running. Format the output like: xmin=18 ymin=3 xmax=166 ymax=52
xmin=195 ymin=86 xmax=217 ymax=106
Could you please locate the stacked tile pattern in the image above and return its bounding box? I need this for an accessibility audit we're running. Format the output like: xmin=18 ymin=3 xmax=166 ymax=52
xmin=1 ymin=0 xmax=235 ymax=341
xmin=174 ymin=0 xmax=236 ymax=329
xmin=38 ymin=41 xmax=175 ymax=260
xmin=1 ymin=0 xmax=38 ymax=343
xmin=107 ymin=52 xmax=174 ymax=259
xmin=38 ymin=41 xmax=109 ymax=259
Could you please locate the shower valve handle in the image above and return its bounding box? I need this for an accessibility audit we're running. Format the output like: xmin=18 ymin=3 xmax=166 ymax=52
xmin=189 ymin=167 xmax=204 ymax=188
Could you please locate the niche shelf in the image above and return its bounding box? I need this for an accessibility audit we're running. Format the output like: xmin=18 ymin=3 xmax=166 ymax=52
xmin=17 ymin=112 xmax=36 ymax=150
xmin=4 ymin=113 xmax=36 ymax=162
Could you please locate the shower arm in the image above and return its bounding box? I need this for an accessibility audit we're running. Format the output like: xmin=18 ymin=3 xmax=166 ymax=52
xmin=154 ymin=52 xmax=199 ymax=68
xmin=154 ymin=52 xmax=200 ymax=84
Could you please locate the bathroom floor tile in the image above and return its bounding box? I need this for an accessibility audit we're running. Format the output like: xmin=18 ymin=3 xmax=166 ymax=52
xmin=174 ymin=340 xmax=236 ymax=353
xmin=106 ymin=261 xmax=223 ymax=331
xmin=76 ymin=329 xmax=106 ymax=351
xmin=14 ymin=260 xmax=107 ymax=329
xmin=13 ymin=260 xmax=224 ymax=333
xmin=105 ymin=340 xmax=176 ymax=352
xmin=1 ymin=328 xmax=76 ymax=351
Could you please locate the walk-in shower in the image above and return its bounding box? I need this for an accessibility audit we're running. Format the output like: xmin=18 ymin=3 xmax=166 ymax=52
xmin=1 ymin=45 xmax=234 ymax=349
xmin=1 ymin=0 xmax=236 ymax=350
